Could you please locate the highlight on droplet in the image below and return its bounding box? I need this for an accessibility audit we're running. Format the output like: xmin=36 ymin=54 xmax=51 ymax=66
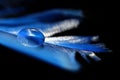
xmin=17 ymin=28 xmax=45 ymax=47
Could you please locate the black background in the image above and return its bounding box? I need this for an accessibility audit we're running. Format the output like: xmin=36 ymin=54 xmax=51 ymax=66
xmin=0 ymin=0 xmax=116 ymax=79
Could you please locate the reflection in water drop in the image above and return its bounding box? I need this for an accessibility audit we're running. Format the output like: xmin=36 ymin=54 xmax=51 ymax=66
xmin=17 ymin=28 xmax=45 ymax=47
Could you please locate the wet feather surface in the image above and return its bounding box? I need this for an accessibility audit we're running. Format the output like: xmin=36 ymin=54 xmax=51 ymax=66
xmin=0 ymin=9 xmax=110 ymax=71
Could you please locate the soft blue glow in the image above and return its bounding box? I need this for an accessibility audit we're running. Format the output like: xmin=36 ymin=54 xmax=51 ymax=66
xmin=0 ymin=31 xmax=80 ymax=71
xmin=0 ymin=19 xmax=79 ymax=37
xmin=0 ymin=9 xmax=110 ymax=71
xmin=0 ymin=9 xmax=83 ymax=25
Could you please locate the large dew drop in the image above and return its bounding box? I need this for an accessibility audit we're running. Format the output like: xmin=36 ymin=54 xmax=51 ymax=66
xmin=17 ymin=28 xmax=45 ymax=47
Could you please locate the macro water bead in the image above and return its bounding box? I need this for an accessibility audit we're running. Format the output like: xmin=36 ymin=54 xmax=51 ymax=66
xmin=17 ymin=28 xmax=45 ymax=47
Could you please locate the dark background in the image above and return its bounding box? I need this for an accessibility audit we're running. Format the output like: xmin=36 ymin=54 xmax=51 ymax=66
xmin=0 ymin=0 xmax=116 ymax=79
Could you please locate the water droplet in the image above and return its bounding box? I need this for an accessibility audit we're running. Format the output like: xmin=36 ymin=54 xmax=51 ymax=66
xmin=17 ymin=28 xmax=45 ymax=47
